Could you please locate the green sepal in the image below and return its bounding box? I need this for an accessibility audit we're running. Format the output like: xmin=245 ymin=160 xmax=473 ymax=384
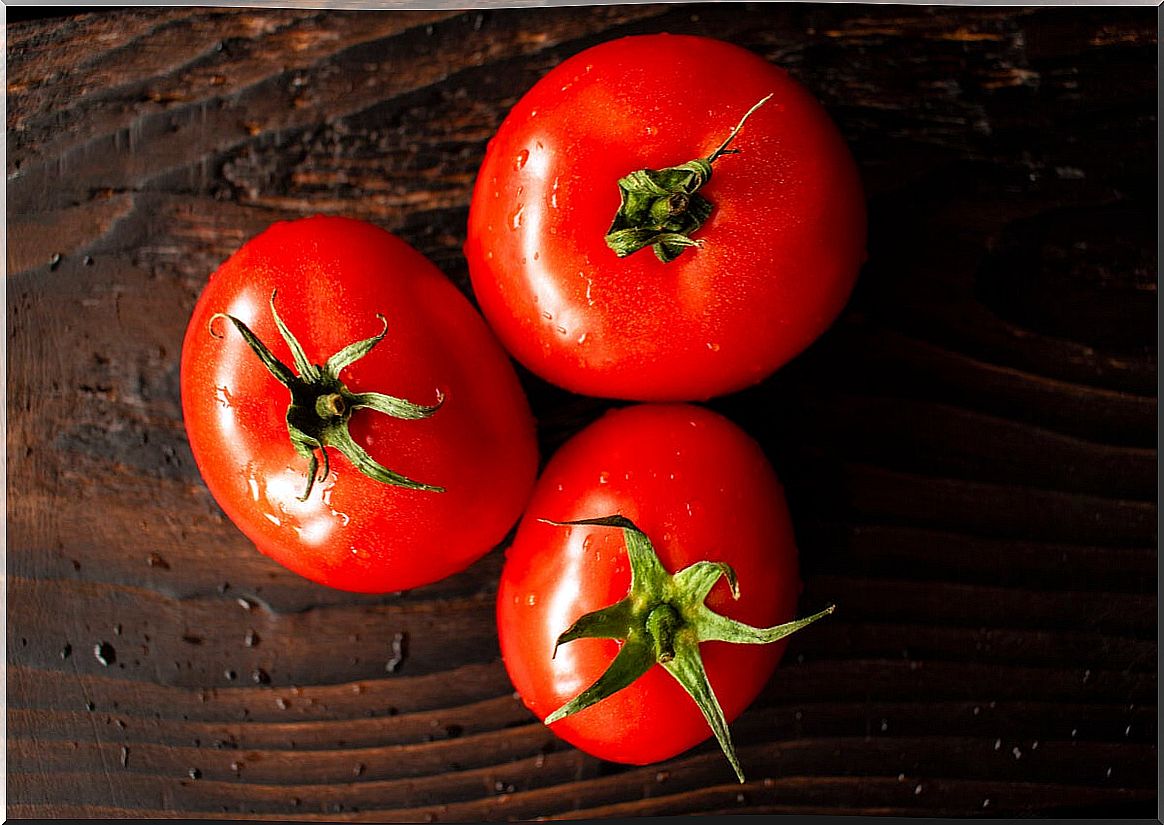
xmin=209 ymin=312 xmax=296 ymax=388
xmin=542 ymin=514 xmax=834 ymax=783
xmin=326 ymin=314 xmax=388 ymax=375
xmin=288 ymin=427 xmax=326 ymax=503
xmin=539 ymin=516 xmax=669 ymax=592
xmin=605 ymin=228 xmax=704 ymax=264
xmin=352 ymin=390 xmax=444 ymax=420
xmin=269 ymin=290 xmax=319 ymax=381
xmin=605 ymin=160 xmax=714 ymax=262
xmin=211 ymin=292 xmax=445 ymax=499
xmin=325 ymin=425 xmax=444 ymax=493
xmin=662 ymin=638 xmax=743 ymax=783
xmin=674 ymin=560 xmax=740 ymax=603
xmin=544 ymin=636 xmax=654 ymax=725
xmin=697 ymin=604 xmax=836 ymax=646
xmin=552 ymin=597 xmax=635 ymax=656
xmin=602 ymin=94 xmax=773 ymax=263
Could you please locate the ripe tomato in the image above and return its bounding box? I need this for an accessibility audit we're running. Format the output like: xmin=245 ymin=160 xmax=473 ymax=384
xmin=497 ymin=404 xmax=831 ymax=780
xmin=466 ymin=34 xmax=866 ymax=401
xmin=181 ymin=216 xmax=538 ymax=593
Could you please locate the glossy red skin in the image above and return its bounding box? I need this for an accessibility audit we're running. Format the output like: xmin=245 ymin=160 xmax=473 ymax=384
xmin=497 ymin=404 xmax=801 ymax=766
xmin=466 ymin=34 xmax=867 ymax=401
xmin=181 ymin=216 xmax=538 ymax=593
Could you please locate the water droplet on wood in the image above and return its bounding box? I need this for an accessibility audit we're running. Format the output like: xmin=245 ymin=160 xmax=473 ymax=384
xmin=147 ymin=552 xmax=170 ymax=570
xmin=386 ymin=632 xmax=408 ymax=673
xmin=94 ymin=642 xmax=116 ymax=666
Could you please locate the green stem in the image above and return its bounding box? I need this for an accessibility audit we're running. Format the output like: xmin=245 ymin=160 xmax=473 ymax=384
xmin=646 ymin=604 xmax=680 ymax=664
xmin=707 ymin=93 xmax=774 ymax=163
xmin=315 ymin=393 xmax=346 ymax=420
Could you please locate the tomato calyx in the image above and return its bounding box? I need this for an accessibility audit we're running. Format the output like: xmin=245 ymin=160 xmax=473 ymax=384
xmin=209 ymin=290 xmax=446 ymax=501
xmin=604 ymin=94 xmax=773 ymax=263
xmin=540 ymin=514 xmax=833 ymax=783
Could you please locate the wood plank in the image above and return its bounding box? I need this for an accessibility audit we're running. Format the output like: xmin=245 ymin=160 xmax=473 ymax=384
xmin=7 ymin=4 xmax=1157 ymax=818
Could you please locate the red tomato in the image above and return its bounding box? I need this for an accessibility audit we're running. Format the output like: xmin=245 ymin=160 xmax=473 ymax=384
xmin=466 ymin=34 xmax=866 ymax=401
xmin=498 ymin=404 xmax=826 ymax=778
xmin=181 ymin=216 xmax=538 ymax=593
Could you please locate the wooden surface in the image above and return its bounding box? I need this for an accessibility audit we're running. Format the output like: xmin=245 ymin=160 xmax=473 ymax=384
xmin=6 ymin=4 xmax=1158 ymax=819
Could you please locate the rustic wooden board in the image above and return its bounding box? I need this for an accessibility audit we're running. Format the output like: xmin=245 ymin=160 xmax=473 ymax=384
xmin=6 ymin=4 xmax=1157 ymax=820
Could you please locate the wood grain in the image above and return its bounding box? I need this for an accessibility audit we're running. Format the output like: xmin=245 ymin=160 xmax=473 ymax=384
xmin=6 ymin=4 xmax=1157 ymax=819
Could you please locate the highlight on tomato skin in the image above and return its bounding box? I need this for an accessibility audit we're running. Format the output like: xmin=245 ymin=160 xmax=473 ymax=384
xmin=496 ymin=403 xmax=832 ymax=780
xmin=466 ymin=33 xmax=867 ymax=402
xmin=180 ymin=215 xmax=539 ymax=593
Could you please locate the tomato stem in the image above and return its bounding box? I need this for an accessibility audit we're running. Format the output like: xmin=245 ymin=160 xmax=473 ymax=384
xmin=316 ymin=393 xmax=346 ymax=420
xmin=541 ymin=514 xmax=833 ymax=784
xmin=604 ymin=94 xmax=773 ymax=263
xmin=210 ymin=291 xmax=446 ymax=500
xmin=646 ymin=604 xmax=680 ymax=663
xmin=707 ymin=93 xmax=774 ymax=164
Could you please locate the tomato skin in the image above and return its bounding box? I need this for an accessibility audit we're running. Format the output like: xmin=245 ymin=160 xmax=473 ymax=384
xmin=466 ymin=34 xmax=866 ymax=401
xmin=181 ymin=216 xmax=538 ymax=593
xmin=497 ymin=404 xmax=801 ymax=766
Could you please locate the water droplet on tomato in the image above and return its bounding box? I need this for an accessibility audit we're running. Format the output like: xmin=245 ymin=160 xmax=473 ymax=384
xmin=555 ymin=325 xmax=567 ymax=335
xmin=580 ymin=272 xmax=595 ymax=306
xmin=510 ymin=205 xmax=524 ymax=230
xmin=514 ymin=150 xmax=529 ymax=170
xmin=576 ymin=333 xmax=588 ymax=345
xmin=598 ymin=471 xmax=610 ymax=485
xmin=706 ymin=342 xmax=720 ymax=352
xmin=526 ymin=594 xmax=537 ymax=607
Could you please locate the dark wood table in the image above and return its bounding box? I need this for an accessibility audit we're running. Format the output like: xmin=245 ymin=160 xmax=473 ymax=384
xmin=7 ymin=4 xmax=1157 ymax=819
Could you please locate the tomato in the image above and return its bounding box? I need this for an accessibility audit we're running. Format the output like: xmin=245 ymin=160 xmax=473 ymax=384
xmin=181 ymin=216 xmax=538 ymax=593
xmin=497 ymin=404 xmax=831 ymax=780
xmin=466 ymin=34 xmax=866 ymax=401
